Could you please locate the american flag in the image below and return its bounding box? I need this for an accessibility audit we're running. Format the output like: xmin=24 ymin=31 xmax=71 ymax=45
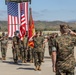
xmin=20 ymin=3 xmax=26 ymax=40
xmin=7 ymin=2 xmax=28 ymax=37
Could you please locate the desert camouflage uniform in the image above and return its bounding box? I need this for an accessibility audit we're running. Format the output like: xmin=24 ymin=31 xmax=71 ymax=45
xmin=52 ymin=34 xmax=76 ymax=75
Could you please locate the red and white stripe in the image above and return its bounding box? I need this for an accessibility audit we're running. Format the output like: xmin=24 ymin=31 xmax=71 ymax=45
xmin=20 ymin=13 xmax=26 ymax=40
xmin=24 ymin=2 xmax=28 ymax=31
xmin=8 ymin=15 xmax=19 ymax=37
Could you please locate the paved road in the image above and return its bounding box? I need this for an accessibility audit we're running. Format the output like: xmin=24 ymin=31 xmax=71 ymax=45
xmin=0 ymin=41 xmax=76 ymax=75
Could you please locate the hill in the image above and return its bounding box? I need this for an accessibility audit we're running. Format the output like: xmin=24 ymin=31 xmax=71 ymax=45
xmin=0 ymin=21 xmax=8 ymax=31
xmin=34 ymin=21 xmax=76 ymax=31
xmin=0 ymin=21 xmax=76 ymax=31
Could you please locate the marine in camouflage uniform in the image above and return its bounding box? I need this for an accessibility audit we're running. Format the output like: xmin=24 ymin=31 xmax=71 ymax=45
xmin=39 ymin=31 xmax=45 ymax=62
xmin=12 ymin=32 xmax=20 ymax=63
xmin=48 ymin=33 xmax=58 ymax=57
xmin=22 ymin=35 xmax=28 ymax=63
xmin=33 ymin=31 xmax=44 ymax=71
xmin=1 ymin=36 xmax=8 ymax=60
xmin=51 ymin=25 xmax=76 ymax=75
xmin=48 ymin=34 xmax=54 ymax=56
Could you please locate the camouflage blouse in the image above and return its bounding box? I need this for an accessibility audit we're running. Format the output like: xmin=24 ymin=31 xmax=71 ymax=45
xmin=33 ymin=36 xmax=44 ymax=52
xmin=52 ymin=34 xmax=76 ymax=72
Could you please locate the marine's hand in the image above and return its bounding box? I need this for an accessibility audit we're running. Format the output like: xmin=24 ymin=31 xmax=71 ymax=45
xmin=26 ymin=48 xmax=28 ymax=50
xmin=53 ymin=66 xmax=56 ymax=73
xmin=69 ymin=29 xmax=76 ymax=36
xmin=12 ymin=46 xmax=14 ymax=49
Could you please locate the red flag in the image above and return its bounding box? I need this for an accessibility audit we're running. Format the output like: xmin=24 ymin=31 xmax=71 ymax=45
xmin=28 ymin=8 xmax=35 ymax=48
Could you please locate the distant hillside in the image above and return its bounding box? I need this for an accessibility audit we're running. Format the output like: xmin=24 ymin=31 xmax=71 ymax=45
xmin=0 ymin=20 xmax=76 ymax=31
xmin=0 ymin=21 xmax=7 ymax=31
xmin=68 ymin=20 xmax=76 ymax=23
xmin=34 ymin=21 xmax=76 ymax=30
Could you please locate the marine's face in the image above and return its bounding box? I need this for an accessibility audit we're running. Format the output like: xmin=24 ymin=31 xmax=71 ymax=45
xmin=37 ymin=32 xmax=40 ymax=36
xmin=3 ymin=37 xmax=5 ymax=40
xmin=14 ymin=33 xmax=17 ymax=36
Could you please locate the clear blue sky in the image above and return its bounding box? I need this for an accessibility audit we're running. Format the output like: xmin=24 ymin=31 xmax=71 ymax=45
xmin=0 ymin=0 xmax=76 ymax=21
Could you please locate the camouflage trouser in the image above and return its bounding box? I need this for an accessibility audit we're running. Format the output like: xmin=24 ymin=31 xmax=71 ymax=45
xmin=34 ymin=52 xmax=42 ymax=67
xmin=56 ymin=69 xmax=74 ymax=75
xmin=27 ymin=47 xmax=33 ymax=61
xmin=42 ymin=48 xmax=45 ymax=61
xmin=48 ymin=46 xmax=52 ymax=56
xmin=12 ymin=47 xmax=19 ymax=61
xmin=1 ymin=47 xmax=7 ymax=57
xmin=20 ymin=48 xmax=27 ymax=61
